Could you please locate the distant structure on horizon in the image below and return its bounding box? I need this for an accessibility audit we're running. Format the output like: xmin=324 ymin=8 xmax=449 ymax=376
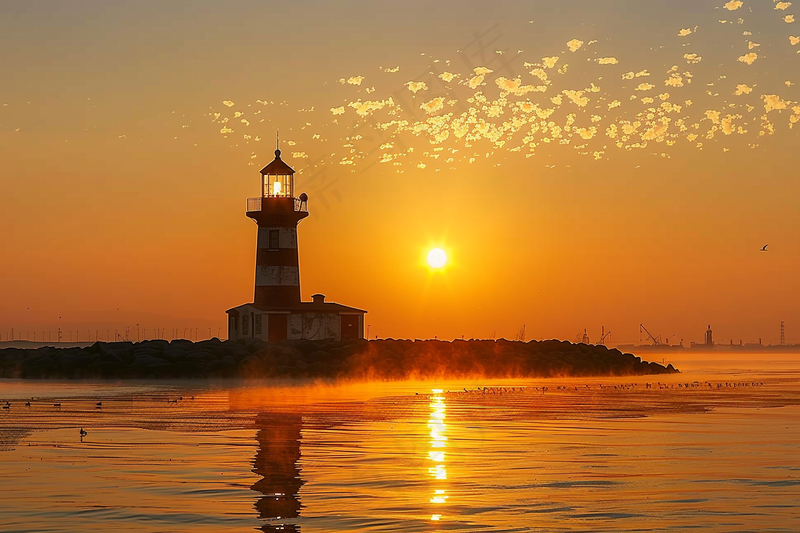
xmin=226 ymin=148 xmax=366 ymax=342
xmin=704 ymin=324 xmax=713 ymax=347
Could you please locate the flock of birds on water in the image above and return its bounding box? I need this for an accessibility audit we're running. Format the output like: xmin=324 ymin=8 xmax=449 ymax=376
xmin=1 ymin=382 xmax=769 ymax=442
xmin=425 ymin=380 xmax=767 ymax=397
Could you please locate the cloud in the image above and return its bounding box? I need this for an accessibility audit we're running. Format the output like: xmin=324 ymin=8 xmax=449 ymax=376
xmin=406 ymin=81 xmax=428 ymax=93
xmin=383 ymin=66 xmax=400 ymax=73
xmin=738 ymin=53 xmax=758 ymax=64
xmin=705 ymin=110 xmax=721 ymax=124
xmin=683 ymin=53 xmax=702 ymax=63
xmin=734 ymin=84 xmax=753 ymax=95
xmin=348 ymin=98 xmax=393 ymax=117
xmin=635 ymin=82 xmax=656 ymax=91
xmin=748 ymin=41 xmax=760 ymax=49
xmin=785 ymin=14 xmax=796 ymax=23
xmin=596 ymin=57 xmax=619 ymax=65
xmin=566 ymin=39 xmax=584 ymax=52
xmin=330 ymin=106 xmax=345 ymax=115
xmin=530 ymin=68 xmax=548 ymax=82
xmin=420 ymin=97 xmax=446 ymax=114
xmin=678 ymin=28 xmax=693 ymax=36
xmin=474 ymin=67 xmax=493 ymax=75
xmin=723 ymin=0 xmax=744 ymax=10
xmin=495 ymin=77 xmax=539 ymax=96
xmin=562 ymin=90 xmax=589 ymax=107
xmin=347 ymin=76 xmax=365 ymax=85
xmin=576 ymin=127 xmax=597 ymax=140
xmin=790 ymin=35 xmax=800 ymax=45
xmin=721 ymin=114 xmax=739 ymax=135
xmin=439 ymin=72 xmax=459 ymax=82
xmin=775 ymin=1 xmax=792 ymax=9
xmin=762 ymin=94 xmax=790 ymax=112
xmin=608 ymin=100 xmax=622 ymax=110
xmin=468 ymin=75 xmax=485 ymax=89
xmin=291 ymin=151 xmax=308 ymax=158
xmin=665 ymin=74 xmax=684 ymax=87
xmin=542 ymin=56 xmax=559 ymax=68
xmin=223 ymin=100 xmax=235 ymax=107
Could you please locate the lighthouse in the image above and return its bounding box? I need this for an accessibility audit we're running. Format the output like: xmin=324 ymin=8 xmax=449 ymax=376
xmin=226 ymin=149 xmax=366 ymax=342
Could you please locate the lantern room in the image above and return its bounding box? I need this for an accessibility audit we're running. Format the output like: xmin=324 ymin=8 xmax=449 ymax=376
xmin=260 ymin=149 xmax=295 ymax=198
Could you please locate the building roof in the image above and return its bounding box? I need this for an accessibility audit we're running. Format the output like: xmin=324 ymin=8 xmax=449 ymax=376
xmin=227 ymin=301 xmax=367 ymax=315
xmin=260 ymin=149 xmax=295 ymax=175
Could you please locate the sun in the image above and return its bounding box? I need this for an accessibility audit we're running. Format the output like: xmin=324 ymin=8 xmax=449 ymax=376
xmin=427 ymin=248 xmax=448 ymax=269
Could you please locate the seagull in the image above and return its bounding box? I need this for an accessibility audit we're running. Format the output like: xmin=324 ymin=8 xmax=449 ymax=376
xmin=761 ymin=244 xmax=769 ymax=251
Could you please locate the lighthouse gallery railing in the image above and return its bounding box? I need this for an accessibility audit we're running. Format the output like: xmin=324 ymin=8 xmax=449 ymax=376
xmin=247 ymin=197 xmax=306 ymax=212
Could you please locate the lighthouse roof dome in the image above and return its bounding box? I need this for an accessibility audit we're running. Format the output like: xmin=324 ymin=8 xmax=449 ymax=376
xmin=260 ymin=149 xmax=295 ymax=175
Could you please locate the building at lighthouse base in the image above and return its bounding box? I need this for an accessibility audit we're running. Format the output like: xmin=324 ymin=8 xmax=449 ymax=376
xmin=227 ymin=295 xmax=366 ymax=342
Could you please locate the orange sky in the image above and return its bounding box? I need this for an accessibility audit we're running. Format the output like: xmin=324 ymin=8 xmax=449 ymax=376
xmin=1 ymin=0 xmax=798 ymax=345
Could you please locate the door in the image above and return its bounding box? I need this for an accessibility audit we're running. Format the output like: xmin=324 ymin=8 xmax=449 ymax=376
xmin=268 ymin=314 xmax=288 ymax=342
xmin=341 ymin=315 xmax=359 ymax=341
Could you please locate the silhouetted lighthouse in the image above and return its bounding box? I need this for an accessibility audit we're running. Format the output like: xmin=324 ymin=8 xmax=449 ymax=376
xmin=226 ymin=148 xmax=366 ymax=342
xmin=249 ymin=148 xmax=307 ymax=308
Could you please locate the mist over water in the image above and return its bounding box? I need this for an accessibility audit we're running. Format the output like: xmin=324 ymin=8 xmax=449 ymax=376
xmin=1 ymin=352 xmax=799 ymax=532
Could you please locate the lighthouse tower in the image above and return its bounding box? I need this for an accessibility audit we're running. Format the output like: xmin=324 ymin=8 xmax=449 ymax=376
xmin=249 ymin=148 xmax=308 ymax=308
xmin=226 ymin=148 xmax=366 ymax=342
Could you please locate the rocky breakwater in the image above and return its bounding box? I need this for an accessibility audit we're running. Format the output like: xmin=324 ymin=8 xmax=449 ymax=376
xmin=0 ymin=338 xmax=678 ymax=380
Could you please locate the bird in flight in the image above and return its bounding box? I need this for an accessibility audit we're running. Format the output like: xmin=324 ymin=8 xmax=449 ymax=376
xmin=760 ymin=244 xmax=769 ymax=252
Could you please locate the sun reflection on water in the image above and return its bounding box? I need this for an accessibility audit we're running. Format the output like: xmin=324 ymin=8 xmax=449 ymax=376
xmin=428 ymin=389 xmax=448 ymax=521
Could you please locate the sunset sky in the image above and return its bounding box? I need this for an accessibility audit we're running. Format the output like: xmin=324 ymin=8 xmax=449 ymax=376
xmin=1 ymin=0 xmax=798 ymax=345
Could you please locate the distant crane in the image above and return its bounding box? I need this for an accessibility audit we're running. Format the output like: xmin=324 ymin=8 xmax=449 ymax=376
xmin=124 ymin=323 xmax=140 ymax=342
xmin=581 ymin=329 xmax=590 ymax=344
xmin=640 ymin=323 xmax=662 ymax=345
xmin=598 ymin=326 xmax=611 ymax=346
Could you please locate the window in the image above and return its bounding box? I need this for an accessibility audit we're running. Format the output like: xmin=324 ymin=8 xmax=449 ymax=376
xmin=242 ymin=314 xmax=249 ymax=336
xmin=269 ymin=230 xmax=280 ymax=250
xmin=255 ymin=314 xmax=262 ymax=335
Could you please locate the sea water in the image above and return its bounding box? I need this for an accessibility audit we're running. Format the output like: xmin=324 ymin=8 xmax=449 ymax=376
xmin=0 ymin=351 xmax=798 ymax=532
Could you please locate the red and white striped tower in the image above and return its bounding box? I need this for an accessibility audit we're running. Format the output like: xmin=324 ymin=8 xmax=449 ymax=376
xmin=246 ymin=148 xmax=309 ymax=308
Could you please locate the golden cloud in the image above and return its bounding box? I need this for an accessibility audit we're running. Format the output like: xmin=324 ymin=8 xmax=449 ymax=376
xmin=738 ymin=53 xmax=758 ymax=64
xmin=723 ymin=0 xmax=743 ymax=10
xmin=563 ymin=90 xmax=590 ymax=107
xmin=468 ymin=75 xmax=485 ymax=89
xmin=684 ymin=53 xmax=702 ymax=64
xmin=347 ymin=76 xmax=365 ymax=85
xmin=678 ymin=28 xmax=693 ymax=36
xmin=597 ymin=57 xmax=619 ymax=65
xmin=762 ymin=94 xmax=790 ymax=112
xmin=734 ymin=84 xmax=753 ymax=95
xmin=542 ymin=56 xmax=559 ymax=68
xmin=420 ymin=97 xmax=446 ymax=114
xmin=406 ymin=81 xmax=428 ymax=93
xmin=566 ymin=39 xmax=584 ymax=52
